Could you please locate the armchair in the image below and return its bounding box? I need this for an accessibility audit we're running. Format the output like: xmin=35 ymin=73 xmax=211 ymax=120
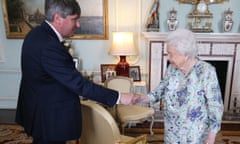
xmin=104 ymin=76 xmax=154 ymax=135
xmin=80 ymin=101 xmax=147 ymax=144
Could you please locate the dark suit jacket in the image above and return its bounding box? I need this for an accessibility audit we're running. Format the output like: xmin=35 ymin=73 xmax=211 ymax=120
xmin=15 ymin=21 xmax=118 ymax=141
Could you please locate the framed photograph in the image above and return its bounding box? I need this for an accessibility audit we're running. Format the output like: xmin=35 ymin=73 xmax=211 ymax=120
xmin=100 ymin=64 xmax=116 ymax=82
xmin=2 ymin=0 xmax=108 ymax=39
xmin=129 ymin=66 xmax=141 ymax=81
xmin=73 ymin=57 xmax=80 ymax=70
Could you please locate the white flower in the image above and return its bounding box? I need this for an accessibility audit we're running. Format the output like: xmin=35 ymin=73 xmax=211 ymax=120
xmin=68 ymin=48 xmax=74 ymax=56
xmin=64 ymin=42 xmax=70 ymax=48
xmin=63 ymin=40 xmax=75 ymax=56
xmin=63 ymin=40 xmax=72 ymax=50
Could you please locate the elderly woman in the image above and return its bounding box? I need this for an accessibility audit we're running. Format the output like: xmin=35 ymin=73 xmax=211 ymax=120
xmin=139 ymin=29 xmax=224 ymax=144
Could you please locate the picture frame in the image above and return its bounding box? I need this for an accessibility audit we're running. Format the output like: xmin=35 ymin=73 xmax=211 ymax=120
xmin=2 ymin=0 xmax=109 ymax=39
xmin=129 ymin=66 xmax=141 ymax=81
xmin=73 ymin=57 xmax=80 ymax=70
xmin=100 ymin=64 xmax=116 ymax=82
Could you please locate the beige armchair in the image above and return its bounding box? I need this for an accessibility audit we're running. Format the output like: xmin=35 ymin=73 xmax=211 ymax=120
xmin=80 ymin=100 xmax=147 ymax=144
xmin=104 ymin=76 xmax=154 ymax=135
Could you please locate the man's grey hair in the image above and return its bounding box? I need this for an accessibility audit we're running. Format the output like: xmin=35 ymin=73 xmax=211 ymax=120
xmin=45 ymin=0 xmax=81 ymax=22
xmin=166 ymin=28 xmax=198 ymax=58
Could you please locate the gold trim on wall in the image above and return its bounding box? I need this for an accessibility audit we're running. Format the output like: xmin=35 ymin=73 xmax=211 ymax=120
xmin=178 ymin=0 xmax=224 ymax=4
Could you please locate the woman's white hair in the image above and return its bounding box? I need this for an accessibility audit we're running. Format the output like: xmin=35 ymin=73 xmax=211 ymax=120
xmin=166 ymin=28 xmax=198 ymax=58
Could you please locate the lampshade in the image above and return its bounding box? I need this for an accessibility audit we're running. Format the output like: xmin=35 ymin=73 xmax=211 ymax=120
xmin=109 ymin=32 xmax=137 ymax=56
xmin=109 ymin=32 xmax=138 ymax=77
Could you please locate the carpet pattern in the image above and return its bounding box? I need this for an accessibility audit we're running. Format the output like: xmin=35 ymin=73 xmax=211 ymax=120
xmin=0 ymin=124 xmax=32 ymax=144
xmin=1 ymin=124 xmax=240 ymax=144
xmin=0 ymin=124 xmax=78 ymax=144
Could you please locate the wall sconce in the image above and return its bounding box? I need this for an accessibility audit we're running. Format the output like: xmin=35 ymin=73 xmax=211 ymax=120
xmin=109 ymin=32 xmax=138 ymax=77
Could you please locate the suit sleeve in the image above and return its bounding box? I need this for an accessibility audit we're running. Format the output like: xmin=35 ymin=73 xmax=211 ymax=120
xmin=41 ymin=41 xmax=119 ymax=107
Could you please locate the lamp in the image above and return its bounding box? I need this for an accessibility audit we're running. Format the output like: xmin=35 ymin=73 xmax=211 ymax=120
xmin=109 ymin=32 xmax=137 ymax=77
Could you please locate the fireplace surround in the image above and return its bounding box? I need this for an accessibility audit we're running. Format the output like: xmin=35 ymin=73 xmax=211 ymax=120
xmin=143 ymin=32 xmax=240 ymax=112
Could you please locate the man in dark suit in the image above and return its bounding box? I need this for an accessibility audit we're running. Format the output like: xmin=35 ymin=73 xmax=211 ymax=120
xmin=15 ymin=0 xmax=138 ymax=143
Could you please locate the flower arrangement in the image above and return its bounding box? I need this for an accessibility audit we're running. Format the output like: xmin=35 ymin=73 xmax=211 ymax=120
xmin=63 ymin=40 xmax=72 ymax=50
xmin=63 ymin=40 xmax=74 ymax=56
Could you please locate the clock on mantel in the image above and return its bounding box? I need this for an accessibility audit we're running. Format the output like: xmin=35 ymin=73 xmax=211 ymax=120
xmin=178 ymin=0 xmax=226 ymax=33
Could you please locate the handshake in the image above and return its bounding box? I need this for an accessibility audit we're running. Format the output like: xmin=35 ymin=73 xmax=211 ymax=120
xmin=119 ymin=93 xmax=149 ymax=105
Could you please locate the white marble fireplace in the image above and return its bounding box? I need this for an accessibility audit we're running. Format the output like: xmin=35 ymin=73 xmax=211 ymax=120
xmin=143 ymin=32 xmax=240 ymax=112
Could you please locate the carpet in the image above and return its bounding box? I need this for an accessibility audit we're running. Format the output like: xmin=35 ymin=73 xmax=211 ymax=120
xmin=0 ymin=124 xmax=78 ymax=144
xmin=0 ymin=124 xmax=32 ymax=144
xmin=1 ymin=124 xmax=240 ymax=144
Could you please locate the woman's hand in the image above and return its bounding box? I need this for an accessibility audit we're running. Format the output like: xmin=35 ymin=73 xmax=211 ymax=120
xmin=119 ymin=93 xmax=149 ymax=105
xmin=204 ymin=132 xmax=216 ymax=144
xmin=134 ymin=93 xmax=150 ymax=103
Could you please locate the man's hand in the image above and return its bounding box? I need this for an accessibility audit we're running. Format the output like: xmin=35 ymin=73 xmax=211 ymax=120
xmin=119 ymin=93 xmax=149 ymax=105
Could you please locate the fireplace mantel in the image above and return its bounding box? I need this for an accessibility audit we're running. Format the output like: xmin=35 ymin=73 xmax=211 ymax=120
xmin=142 ymin=32 xmax=240 ymax=112
xmin=142 ymin=32 xmax=240 ymax=42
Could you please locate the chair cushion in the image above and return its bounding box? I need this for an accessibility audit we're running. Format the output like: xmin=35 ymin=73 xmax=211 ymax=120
xmin=117 ymin=104 xmax=154 ymax=122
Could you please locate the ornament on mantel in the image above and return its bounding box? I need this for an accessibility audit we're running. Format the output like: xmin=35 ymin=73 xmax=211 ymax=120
xmin=223 ymin=8 xmax=233 ymax=32
xmin=178 ymin=0 xmax=227 ymax=33
xmin=167 ymin=8 xmax=178 ymax=31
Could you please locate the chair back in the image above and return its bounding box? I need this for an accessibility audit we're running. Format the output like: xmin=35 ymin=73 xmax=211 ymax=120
xmin=80 ymin=101 xmax=121 ymax=144
xmin=104 ymin=76 xmax=133 ymax=93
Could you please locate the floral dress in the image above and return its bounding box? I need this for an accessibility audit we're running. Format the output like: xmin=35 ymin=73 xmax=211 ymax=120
xmin=148 ymin=60 xmax=224 ymax=144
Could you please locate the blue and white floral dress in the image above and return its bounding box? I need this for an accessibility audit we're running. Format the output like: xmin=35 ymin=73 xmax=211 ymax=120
xmin=148 ymin=60 xmax=224 ymax=144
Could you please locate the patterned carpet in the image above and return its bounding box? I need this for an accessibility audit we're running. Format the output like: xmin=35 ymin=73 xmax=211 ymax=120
xmin=0 ymin=124 xmax=240 ymax=144
xmin=0 ymin=124 xmax=78 ymax=144
xmin=0 ymin=124 xmax=32 ymax=144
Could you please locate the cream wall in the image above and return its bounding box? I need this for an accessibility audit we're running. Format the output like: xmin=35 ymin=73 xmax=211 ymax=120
xmin=0 ymin=0 xmax=239 ymax=108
